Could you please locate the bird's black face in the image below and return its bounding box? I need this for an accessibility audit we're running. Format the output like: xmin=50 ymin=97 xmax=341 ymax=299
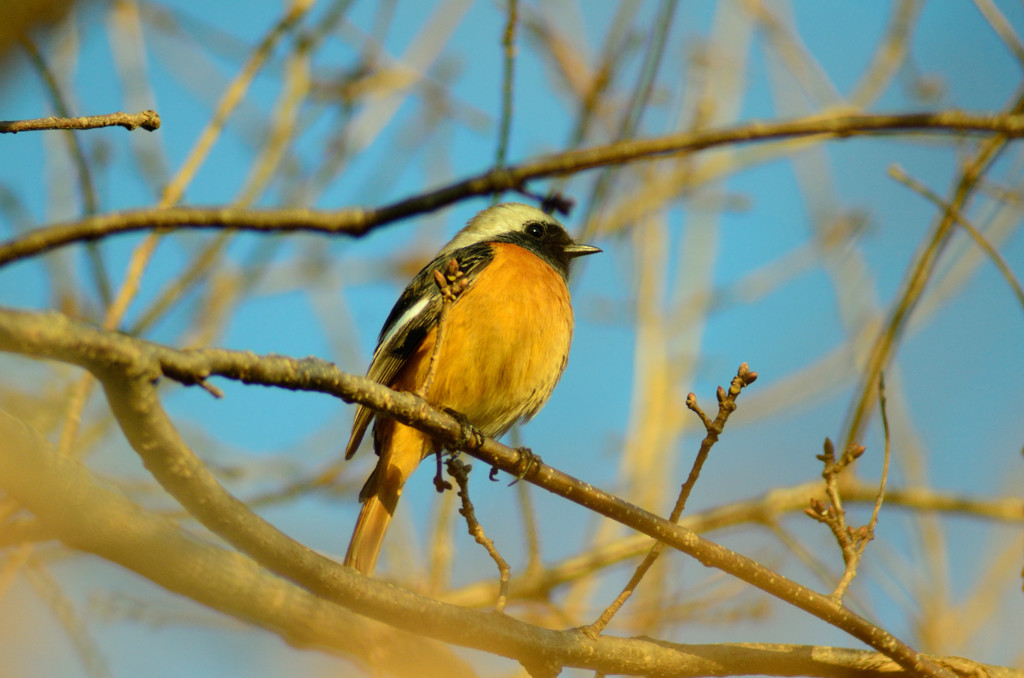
xmin=522 ymin=219 xmax=573 ymax=250
xmin=499 ymin=220 xmax=600 ymax=279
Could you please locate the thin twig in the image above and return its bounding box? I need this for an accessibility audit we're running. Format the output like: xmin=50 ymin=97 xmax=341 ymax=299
xmin=840 ymin=89 xmax=1024 ymax=453
xmin=869 ymin=375 xmax=893 ymax=540
xmin=582 ymin=363 xmax=758 ymax=637
xmin=19 ymin=37 xmax=112 ymax=309
xmin=493 ymin=0 xmax=518 ymax=202
xmin=0 ymin=307 xmax=965 ymax=678
xmin=578 ymin=0 xmax=678 ymax=235
xmin=0 ymin=110 xmax=161 ymax=133
xmin=888 ymin=163 xmax=1024 ymax=314
xmin=5 ymin=110 xmax=1024 ymax=268
xmin=538 ymin=0 xmax=637 ymax=201
xmin=446 ymin=457 xmax=510 ymax=612
xmin=971 ymin=0 xmax=1024 ymax=68
xmin=804 ymin=437 xmax=867 ymax=602
xmin=834 ymin=374 xmax=892 ymax=601
xmin=805 ymin=374 xmax=892 ymax=604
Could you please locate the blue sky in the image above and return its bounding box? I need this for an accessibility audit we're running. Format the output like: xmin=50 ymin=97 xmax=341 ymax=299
xmin=1 ymin=2 xmax=1022 ymax=676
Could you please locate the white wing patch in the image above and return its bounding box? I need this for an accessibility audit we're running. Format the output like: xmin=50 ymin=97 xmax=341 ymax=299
xmin=375 ymin=295 xmax=430 ymax=361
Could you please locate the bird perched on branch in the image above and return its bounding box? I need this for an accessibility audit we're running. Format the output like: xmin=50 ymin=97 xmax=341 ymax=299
xmin=343 ymin=202 xmax=600 ymax=575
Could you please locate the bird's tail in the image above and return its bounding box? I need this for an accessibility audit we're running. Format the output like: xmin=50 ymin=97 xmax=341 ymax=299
xmin=344 ymin=422 xmax=427 ymax=575
xmin=344 ymin=489 xmax=393 ymax=575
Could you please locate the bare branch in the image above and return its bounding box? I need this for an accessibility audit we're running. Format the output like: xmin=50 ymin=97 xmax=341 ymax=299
xmin=583 ymin=363 xmax=757 ymax=636
xmin=3 ymin=111 xmax=1024 ymax=268
xmin=4 ymin=408 xmax=1020 ymax=678
xmin=840 ymin=91 xmax=1024 ymax=452
xmin=888 ymin=163 xmax=1024 ymax=314
xmin=447 ymin=457 xmax=510 ymax=612
xmin=493 ymin=0 xmax=518 ymax=187
xmin=442 ymin=476 xmax=1024 ymax=609
xmin=0 ymin=306 xmax=956 ymax=678
xmin=0 ymin=109 xmax=161 ymax=133
xmin=807 ymin=375 xmax=893 ymax=603
xmin=0 ymin=408 xmax=477 ymax=678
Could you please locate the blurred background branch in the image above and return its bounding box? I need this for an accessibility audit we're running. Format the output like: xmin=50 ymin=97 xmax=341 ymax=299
xmin=1 ymin=1 xmax=1022 ymax=677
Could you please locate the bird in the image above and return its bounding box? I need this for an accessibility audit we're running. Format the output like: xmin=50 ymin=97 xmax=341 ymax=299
xmin=343 ymin=202 xmax=600 ymax=575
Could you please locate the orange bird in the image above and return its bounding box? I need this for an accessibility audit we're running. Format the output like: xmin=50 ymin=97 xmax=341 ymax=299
xmin=343 ymin=203 xmax=600 ymax=575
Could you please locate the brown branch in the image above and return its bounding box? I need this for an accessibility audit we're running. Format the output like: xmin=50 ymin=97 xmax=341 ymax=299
xmin=493 ymin=0 xmax=518 ymax=182
xmin=0 ymin=109 xmax=161 ymax=133
xmin=0 ymin=408 xmax=478 ymax=678
xmin=861 ymin=374 xmax=893 ymax=558
xmin=20 ymin=36 xmax=112 ymax=307
xmin=805 ymin=416 xmax=888 ymax=603
xmin=3 ymin=110 xmax=1024 ymax=268
xmin=442 ymin=473 xmax=1024 ymax=610
xmin=446 ymin=456 xmax=511 ymax=612
xmin=888 ymin=163 xmax=1024 ymax=314
xmin=972 ymin=0 xmax=1024 ymax=67
xmin=583 ymin=363 xmax=757 ymax=636
xmin=840 ymin=91 xmax=1024 ymax=452
xmin=4 ymin=406 xmax=1019 ymax=678
xmin=0 ymin=306 xmax=957 ymax=678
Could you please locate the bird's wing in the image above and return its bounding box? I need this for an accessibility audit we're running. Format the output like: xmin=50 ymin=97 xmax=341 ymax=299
xmin=344 ymin=242 xmax=495 ymax=459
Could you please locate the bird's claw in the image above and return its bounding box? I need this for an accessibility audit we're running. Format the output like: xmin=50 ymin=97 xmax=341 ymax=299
xmin=442 ymin=407 xmax=484 ymax=451
xmin=509 ymin=446 xmax=542 ymax=485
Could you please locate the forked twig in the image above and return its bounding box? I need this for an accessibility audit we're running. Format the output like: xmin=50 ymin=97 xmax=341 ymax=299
xmin=446 ymin=456 xmax=510 ymax=612
xmin=581 ymin=363 xmax=758 ymax=637
xmin=0 ymin=310 xmax=958 ymax=677
xmin=806 ymin=374 xmax=891 ymax=602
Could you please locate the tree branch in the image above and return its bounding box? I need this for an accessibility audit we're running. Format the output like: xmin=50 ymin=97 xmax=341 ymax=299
xmin=0 ymin=409 xmax=474 ymax=678
xmin=0 ymin=306 xmax=958 ymax=678
xmin=441 ymin=475 xmax=1024 ymax=608
xmin=839 ymin=91 xmax=1024 ymax=451
xmin=3 ymin=408 xmax=1020 ymax=678
xmin=0 ymin=109 xmax=161 ymax=133
xmin=2 ymin=110 xmax=1024 ymax=268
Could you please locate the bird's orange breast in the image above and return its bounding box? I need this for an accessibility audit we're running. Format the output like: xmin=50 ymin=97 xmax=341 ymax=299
xmin=389 ymin=241 xmax=574 ymax=440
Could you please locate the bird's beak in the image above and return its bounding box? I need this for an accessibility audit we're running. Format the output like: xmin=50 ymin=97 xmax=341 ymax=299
xmin=563 ymin=243 xmax=602 ymax=258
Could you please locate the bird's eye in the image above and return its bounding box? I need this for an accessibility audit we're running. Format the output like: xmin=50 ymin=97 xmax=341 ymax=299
xmin=524 ymin=222 xmax=545 ymax=239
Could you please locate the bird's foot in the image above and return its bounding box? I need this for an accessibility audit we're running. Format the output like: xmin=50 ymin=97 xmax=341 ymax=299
xmin=442 ymin=407 xmax=484 ymax=451
xmin=509 ymin=446 xmax=542 ymax=484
